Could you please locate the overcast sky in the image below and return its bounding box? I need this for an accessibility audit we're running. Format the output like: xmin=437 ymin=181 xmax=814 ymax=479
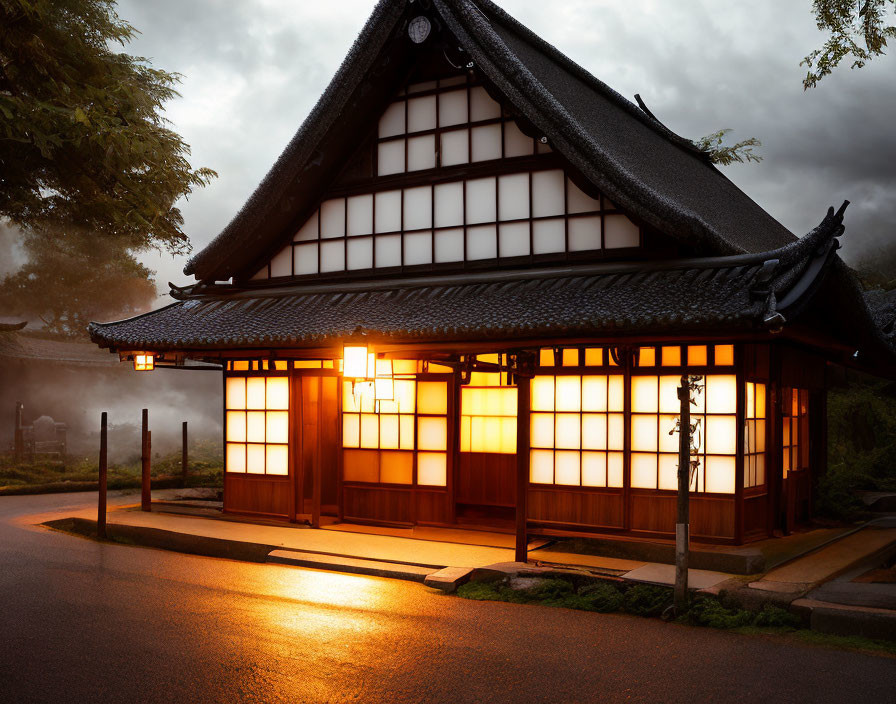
xmin=112 ymin=0 xmax=895 ymax=301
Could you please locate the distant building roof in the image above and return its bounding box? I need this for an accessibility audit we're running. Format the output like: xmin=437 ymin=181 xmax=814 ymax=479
xmin=1 ymin=322 xmax=118 ymax=367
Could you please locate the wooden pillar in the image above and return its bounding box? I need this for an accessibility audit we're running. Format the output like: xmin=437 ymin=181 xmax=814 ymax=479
xmin=13 ymin=401 xmax=24 ymax=462
xmin=514 ymin=375 xmax=531 ymax=564
xmin=181 ymin=421 xmax=188 ymax=485
xmin=312 ymin=378 xmax=322 ymax=529
xmin=98 ymin=412 xmax=108 ymax=539
xmin=141 ymin=409 xmax=151 ymax=512
xmin=674 ymin=374 xmax=691 ymax=610
xmin=734 ymin=349 xmax=745 ymax=545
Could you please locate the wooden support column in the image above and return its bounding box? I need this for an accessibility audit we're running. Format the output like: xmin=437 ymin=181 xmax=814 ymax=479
xmin=312 ymin=378 xmax=322 ymax=529
xmin=141 ymin=409 xmax=151 ymax=512
xmin=98 ymin=412 xmax=108 ymax=539
xmin=674 ymin=374 xmax=691 ymax=611
xmin=514 ymin=375 xmax=531 ymax=564
xmin=181 ymin=421 xmax=188 ymax=486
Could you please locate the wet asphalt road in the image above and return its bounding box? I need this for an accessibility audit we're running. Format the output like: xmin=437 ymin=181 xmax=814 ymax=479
xmin=1 ymin=492 xmax=894 ymax=704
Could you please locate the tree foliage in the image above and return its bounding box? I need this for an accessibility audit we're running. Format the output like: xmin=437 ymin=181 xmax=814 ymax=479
xmin=0 ymin=224 xmax=156 ymax=338
xmin=803 ymin=0 xmax=896 ymax=88
xmin=695 ymin=130 xmax=763 ymax=166
xmin=0 ymin=0 xmax=215 ymax=255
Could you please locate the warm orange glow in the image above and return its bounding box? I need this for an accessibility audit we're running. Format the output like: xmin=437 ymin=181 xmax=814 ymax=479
xmin=584 ymin=348 xmax=603 ymax=366
xmin=539 ymin=348 xmax=555 ymax=366
xmin=687 ymin=345 xmax=708 ymax=365
xmin=562 ymin=348 xmax=579 ymax=366
xmin=661 ymin=346 xmax=681 ymax=366
xmin=343 ymin=345 xmax=371 ymax=378
xmin=638 ymin=347 xmax=656 ymax=366
xmin=134 ymin=353 xmax=154 ymax=371
xmin=715 ymin=344 xmax=735 ymax=366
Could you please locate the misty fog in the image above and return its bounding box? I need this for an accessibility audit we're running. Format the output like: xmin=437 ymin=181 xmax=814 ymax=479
xmin=1 ymin=361 xmax=222 ymax=464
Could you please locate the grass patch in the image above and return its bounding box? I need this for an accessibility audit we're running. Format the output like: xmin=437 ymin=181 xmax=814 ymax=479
xmin=458 ymin=578 xmax=809 ymax=632
xmin=457 ymin=577 xmax=671 ymax=616
xmin=0 ymin=438 xmax=223 ymax=495
xmin=455 ymin=577 xmax=896 ymax=655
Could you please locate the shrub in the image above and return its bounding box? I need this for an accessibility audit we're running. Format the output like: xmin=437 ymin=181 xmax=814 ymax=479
xmin=576 ymin=582 xmax=625 ymax=613
xmin=684 ymin=596 xmax=753 ymax=629
xmin=622 ymin=584 xmax=672 ymax=617
xmin=752 ymin=604 xmax=802 ymax=629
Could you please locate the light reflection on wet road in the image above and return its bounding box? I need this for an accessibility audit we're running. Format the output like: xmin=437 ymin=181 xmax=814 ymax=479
xmin=1 ymin=492 xmax=893 ymax=703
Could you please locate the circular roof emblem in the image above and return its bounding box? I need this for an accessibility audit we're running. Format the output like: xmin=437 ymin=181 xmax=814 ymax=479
xmin=408 ymin=16 xmax=432 ymax=44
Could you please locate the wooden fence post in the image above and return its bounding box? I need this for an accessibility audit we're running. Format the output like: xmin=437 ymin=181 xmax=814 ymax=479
xmin=98 ymin=412 xmax=108 ymax=539
xmin=141 ymin=409 xmax=151 ymax=512
xmin=181 ymin=421 xmax=188 ymax=486
xmin=13 ymin=401 xmax=24 ymax=462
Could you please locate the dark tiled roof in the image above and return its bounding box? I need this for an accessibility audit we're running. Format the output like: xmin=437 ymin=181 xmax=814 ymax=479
xmin=91 ymin=209 xmax=846 ymax=352
xmin=184 ymin=0 xmax=795 ymax=282
xmin=0 ymin=330 xmax=119 ymax=366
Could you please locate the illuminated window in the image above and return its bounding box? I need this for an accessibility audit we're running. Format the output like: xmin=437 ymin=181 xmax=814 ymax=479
xmin=743 ymin=381 xmax=767 ymax=488
xmin=461 ymin=384 xmax=518 ymax=454
xmin=342 ymin=374 xmax=449 ymax=486
xmin=530 ymin=374 xmax=625 ymax=487
xmin=133 ymin=354 xmax=154 ymax=371
xmin=225 ymin=376 xmax=289 ymax=476
xmin=631 ymin=374 xmax=737 ymax=493
xmin=782 ymin=388 xmax=809 ymax=477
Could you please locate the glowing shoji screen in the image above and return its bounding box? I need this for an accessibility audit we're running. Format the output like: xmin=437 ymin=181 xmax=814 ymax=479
xmin=460 ymin=364 xmax=518 ymax=454
xmin=529 ymin=375 xmax=625 ymax=487
xmin=782 ymin=388 xmax=809 ymax=477
xmin=341 ymin=377 xmax=449 ymax=486
xmin=744 ymin=382 xmax=767 ymax=488
xmin=254 ymin=167 xmax=641 ymax=279
xmin=630 ymin=374 xmax=738 ymax=493
xmin=375 ymin=76 xmax=549 ymax=176
xmin=225 ymin=376 xmax=289 ymax=475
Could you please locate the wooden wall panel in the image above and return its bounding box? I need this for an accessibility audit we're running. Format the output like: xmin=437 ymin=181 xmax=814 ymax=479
xmin=415 ymin=490 xmax=452 ymax=525
xmin=744 ymin=493 xmax=769 ymax=537
xmin=224 ymin=475 xmax=291 ymax=518
xmin=629 ymin=492 xmax=735 ymax=539
xmin=629 ymin=492 xmax=676 ymax=534
xmin=456 ymin=453 xmax=515 ymax=507
xmin=342 ymin=486 xmax=413 ymax=525
xmin=527 ymin=488 xmax=624 ymax=529
xmin=690 ymin=496 xmax=736 ymax=540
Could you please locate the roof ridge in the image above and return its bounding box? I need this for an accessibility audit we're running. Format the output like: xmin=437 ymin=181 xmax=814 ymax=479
xmin=467 ymin=0 xmax=713 ymax=162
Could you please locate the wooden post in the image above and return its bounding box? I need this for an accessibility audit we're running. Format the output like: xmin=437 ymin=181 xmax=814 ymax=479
xmin=514 ymin=375 xmax=531 ymax=564
xmin=98 ymin=412 xmax=108 ymax=539
xmin=312 ymin=379 xmax=322 ymax=529
xmin=674 ymin=375 xmax=691 ymax=610
xmin=141 ymin=409 xmax=151 ymax=512
xmin=181 ymin=421 xmax=188 ymax=486
xmin=13 ymin=401 xmax=24 ymax=462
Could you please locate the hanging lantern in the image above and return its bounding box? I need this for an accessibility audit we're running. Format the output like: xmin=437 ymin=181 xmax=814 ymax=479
xmin=134 ymin=353 xmax=154 ymax=371
xmin=343 ymin=344 xmax=370 ymax=378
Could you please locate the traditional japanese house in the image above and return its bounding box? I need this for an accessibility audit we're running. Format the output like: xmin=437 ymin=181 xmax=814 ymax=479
xmin=90 ymin=0 xmax=896 ymax=555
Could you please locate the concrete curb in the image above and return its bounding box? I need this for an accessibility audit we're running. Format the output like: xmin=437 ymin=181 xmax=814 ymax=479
xmin=791 ymin=598 xmax=896 ymax=641
xmin=267 ymin=549 xmax=438 ymax=582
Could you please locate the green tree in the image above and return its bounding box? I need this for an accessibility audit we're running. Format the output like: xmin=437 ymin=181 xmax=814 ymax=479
xmin=695 ymin=130 xmax=763 ymax=167
xmin=803 ymin=0 xmax=896 ymax=89
xmin=0 ymin=224 xmax=156 ymax=338
xmin=0 ymin=0 xmax=215 ymax=255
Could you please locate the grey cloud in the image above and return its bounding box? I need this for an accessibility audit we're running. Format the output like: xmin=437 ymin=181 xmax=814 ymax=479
xmin=110 ymin=0 xmax=895 ymax=297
